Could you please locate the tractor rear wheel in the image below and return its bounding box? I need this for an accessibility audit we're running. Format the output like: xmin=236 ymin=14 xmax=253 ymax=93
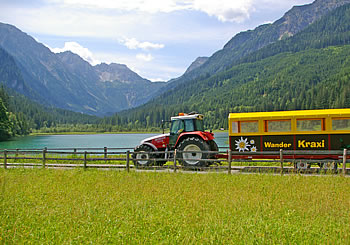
xmin=177 ymin=137 xmax=210 ymax=167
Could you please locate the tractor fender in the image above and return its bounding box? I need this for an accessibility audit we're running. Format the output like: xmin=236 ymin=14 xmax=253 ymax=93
xmin=140 ymin=142 xmax=158 ymax=151
xmin=175 ymin=131 xmax=214 ymax=148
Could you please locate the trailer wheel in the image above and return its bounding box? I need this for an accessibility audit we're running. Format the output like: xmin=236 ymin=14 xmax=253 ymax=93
xmin=133 ymin=145 xmax=154 ymax=166
xmin=295 ymin=161 xmax=310 ymax=170
xmin=321 ymin=162 xmax=338 ymax=171
xmin=177 ymin=137 xmax=210 ymax=167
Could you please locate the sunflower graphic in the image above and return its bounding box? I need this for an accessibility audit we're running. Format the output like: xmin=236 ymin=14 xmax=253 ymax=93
xmin=235 ymin=137 xmax=250 ymax=152
xmin=251 ymin=146 xmax=257 ymax=152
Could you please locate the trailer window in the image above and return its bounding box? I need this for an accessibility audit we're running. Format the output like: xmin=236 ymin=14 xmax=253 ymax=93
xmin=232 ymin=122 xmax=239 ymax=133
xmin=265 ymin=120 xmax=291 ymax=132
xmin=297 ymin=119 xmax=323 ymax=131
xmin=332 ymin=118 xmax=350 ymax=131
xmin=240 ymin=121 xmax=259 ymax=133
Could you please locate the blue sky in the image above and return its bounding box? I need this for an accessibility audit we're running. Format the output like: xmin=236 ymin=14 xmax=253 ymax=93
xmin=0 ymin=0 xmax=314 ymax=81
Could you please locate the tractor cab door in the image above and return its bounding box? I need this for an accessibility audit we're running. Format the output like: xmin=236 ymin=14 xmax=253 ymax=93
xmin=169 ymin=119 xmax=185 ymax=149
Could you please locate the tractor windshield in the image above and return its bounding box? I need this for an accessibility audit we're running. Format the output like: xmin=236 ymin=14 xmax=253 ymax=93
xmin=170 ymin=120 xmax=184 ymax=134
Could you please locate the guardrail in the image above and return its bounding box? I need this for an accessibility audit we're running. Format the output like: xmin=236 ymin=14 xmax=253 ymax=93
xmin=0 ymin=147 xmax=348 ymax=175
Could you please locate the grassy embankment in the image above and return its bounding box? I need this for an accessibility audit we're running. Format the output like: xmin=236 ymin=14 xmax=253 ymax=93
xmin=1 ymin=169 xmax=350 ymax=244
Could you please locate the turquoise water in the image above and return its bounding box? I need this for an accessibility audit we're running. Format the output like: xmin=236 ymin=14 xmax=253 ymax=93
xmin=0 ymin=132 xmax=229 ymax=150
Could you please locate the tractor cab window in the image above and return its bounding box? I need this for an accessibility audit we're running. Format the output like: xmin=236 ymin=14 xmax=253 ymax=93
xmin=184 ymin=119 xmax=195 ymax=132
xmin=170 ymin=120 xmax=184 ymax=135
xmin=195 ymin=119 xmax=204 ymax=132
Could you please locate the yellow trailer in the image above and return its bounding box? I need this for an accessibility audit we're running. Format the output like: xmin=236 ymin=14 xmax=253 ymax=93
xmin=228 ymin=109 xmax=350 ymax=164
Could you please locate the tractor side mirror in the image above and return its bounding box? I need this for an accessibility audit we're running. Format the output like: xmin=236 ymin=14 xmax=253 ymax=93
xmin=162 ymin=120 xmax=171 ymax=134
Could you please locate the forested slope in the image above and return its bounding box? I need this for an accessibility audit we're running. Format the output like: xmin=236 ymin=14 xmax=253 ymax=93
xmin=161 ymin=0 xmax=350 ymax=93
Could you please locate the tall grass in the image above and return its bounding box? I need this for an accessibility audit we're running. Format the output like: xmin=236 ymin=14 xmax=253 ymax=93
xmin=1 ymin=169 xmax=350 ymax=244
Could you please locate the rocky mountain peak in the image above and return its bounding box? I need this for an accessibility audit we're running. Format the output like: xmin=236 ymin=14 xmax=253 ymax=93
xmin=274 ymin=0 xmax=350 ymax=40
xmin=94 ymin=62 xmax=150 ymax=84
xmin=224 ymin=0 xmax=350 ymax=50
xmin=184 ymin=57 xmax=209 ymax=75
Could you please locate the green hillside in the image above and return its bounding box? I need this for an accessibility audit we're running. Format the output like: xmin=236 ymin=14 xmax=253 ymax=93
xmin=161 ymin=0 xmax=350 ymax=93
xmin=239 ymin=2 xmax=350 ymax=65
xmin=114 ymin=4 xmax=350 ymax=130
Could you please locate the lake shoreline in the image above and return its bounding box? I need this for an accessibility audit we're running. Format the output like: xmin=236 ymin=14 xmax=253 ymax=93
xmin=30 ymin=131 xmax=161 ymax=136
xmin=30 ymin=130 xmax=228 ymax=136
xmin=1 ymin=132 xmax=229 ymax=150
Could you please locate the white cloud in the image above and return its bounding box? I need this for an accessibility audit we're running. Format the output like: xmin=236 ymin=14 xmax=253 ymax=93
xmin=192 ymin=0 xmax=254 ymax=23
xmin=120 ymin=37 xmax=165 ymax=50
xmin=50 ymin=41 xmax=100 ymax=65
xmin=136 ymin=53 xmax=154 ymax=62
xmin=56 ymin=0 xmax=255 ymax=23
xmin=61 ymin=0 xmax=189 ymax=13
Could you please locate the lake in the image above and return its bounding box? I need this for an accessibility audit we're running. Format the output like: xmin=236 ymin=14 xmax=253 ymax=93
xmin=0 ymin=132 xmax=229 ymax=150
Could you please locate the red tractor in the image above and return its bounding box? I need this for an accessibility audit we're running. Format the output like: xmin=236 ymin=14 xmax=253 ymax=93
xmin=133 ymin=112 xmax=219 ymax=167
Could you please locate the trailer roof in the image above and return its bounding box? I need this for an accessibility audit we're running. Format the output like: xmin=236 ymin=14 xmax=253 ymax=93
xmin=229 ymin=108 xmax=350 ymax=120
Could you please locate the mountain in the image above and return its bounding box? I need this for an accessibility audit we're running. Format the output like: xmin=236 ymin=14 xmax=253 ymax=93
xmin=94 ymin=63 xmax=166 ymax=109
xmin=0 ymin=46 xmax=30 ymax=94
xmin=184 ymin=57 xmax=209 ymax=75
xmin=114 ymin=2 xmax=350 ymax=129
xmin=95 ymin=63 xmax=149 ymax=84
xmin=0 ymin=23 xmax=165 ymax=116
xmin=164 ymin=0 xmax=350 ymax=91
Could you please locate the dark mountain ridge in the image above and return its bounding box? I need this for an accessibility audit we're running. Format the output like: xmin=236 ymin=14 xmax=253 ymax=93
xmin=0 ymin=46 xmax=29 ymax=94
xmin=0 ymin=23 xmax=165 ymax=116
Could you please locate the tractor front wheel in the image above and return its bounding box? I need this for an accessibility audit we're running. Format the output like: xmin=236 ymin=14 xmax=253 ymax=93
xmin=133 ymin=145 xmax=154 ymax=167
xmin=177 ymin=137 xmax=210 ymax=167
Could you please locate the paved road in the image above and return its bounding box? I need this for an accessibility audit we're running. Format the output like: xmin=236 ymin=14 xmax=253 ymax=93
xmin=4 ymin=162 xmax=348 ymax=176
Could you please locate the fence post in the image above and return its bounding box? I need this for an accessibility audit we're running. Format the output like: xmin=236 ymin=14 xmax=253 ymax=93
xmin=343 ymin=149 xmax=347 ymax=176
xmin=84 ymin=151 xmax=87 ymax=170
xmin=228 ymin=149 xmax=232 ymax=175
xmin=104 ymin=147 xmax=108 ymax=162
xmin=280 ymin=149 xmax=284 ymax=175
xmin=4 ymin=150 xmax=7 ymax=169
xmin=16 ymin=148 xmax=19 ymax=159
xmin=42 ymin=147 xmax=47 ymax=168
xmin=173 ymin=150 xmax=177 ymax=173
xmin=126 ymin=150 xmax=130 ymax=172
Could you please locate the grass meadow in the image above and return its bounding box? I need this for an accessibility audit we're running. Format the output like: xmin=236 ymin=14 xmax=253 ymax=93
xmin=1 ymin=169 xmax=350 ymax=244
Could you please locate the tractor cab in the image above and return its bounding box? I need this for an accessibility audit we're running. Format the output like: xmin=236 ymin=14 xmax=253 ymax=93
xmin=169 ymin=113 xmax=205 ymax=148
